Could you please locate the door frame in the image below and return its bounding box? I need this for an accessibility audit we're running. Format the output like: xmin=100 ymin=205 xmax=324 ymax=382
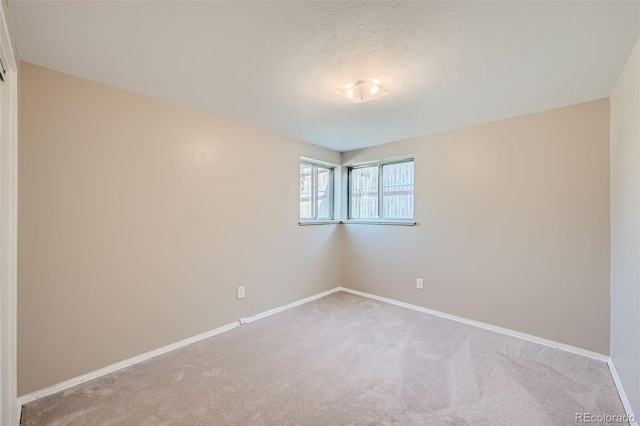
xmin=0 ymin=2 xmax=18 ymax=424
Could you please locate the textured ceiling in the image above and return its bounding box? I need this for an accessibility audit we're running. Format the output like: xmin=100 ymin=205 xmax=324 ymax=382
xmin=7 ymin=1 xmax=640 ymax=151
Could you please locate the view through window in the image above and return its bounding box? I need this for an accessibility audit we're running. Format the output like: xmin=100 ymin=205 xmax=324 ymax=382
xmin=349 ymin=159 xmax=414 ymax=220
xmin=300 ymin=161 xmax=333 ymax=220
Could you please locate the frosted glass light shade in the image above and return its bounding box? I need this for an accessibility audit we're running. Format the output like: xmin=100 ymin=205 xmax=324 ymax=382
xmin=336 ymin=80 xmax=388 ymax=103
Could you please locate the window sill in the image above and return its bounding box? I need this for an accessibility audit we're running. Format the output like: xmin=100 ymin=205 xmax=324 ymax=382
xmin=299 ymin=220 xmax=416 ymax=226
xmin=342 ymin=220 xmax=416 ymax=226
xmin=298 ymin=220 xmax=341 ymax=226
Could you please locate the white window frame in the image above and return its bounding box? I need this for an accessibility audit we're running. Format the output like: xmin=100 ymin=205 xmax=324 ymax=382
xmin=347 ymin=157 xmax=415 ymax=224
xmin=299 ymin=159 xmax=337 ymax=224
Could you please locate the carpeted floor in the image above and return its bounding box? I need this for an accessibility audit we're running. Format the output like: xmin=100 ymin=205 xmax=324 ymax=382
xmin=21 ymin=291 xmax=626 ymax=425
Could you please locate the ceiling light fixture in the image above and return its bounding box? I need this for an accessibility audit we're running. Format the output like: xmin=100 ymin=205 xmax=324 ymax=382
xmin=336 ymin=80 xmax=388 ymax=103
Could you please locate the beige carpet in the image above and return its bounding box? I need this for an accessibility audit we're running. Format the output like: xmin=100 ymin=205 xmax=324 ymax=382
xmin=21 ymin=291 xmax=625 ymax=425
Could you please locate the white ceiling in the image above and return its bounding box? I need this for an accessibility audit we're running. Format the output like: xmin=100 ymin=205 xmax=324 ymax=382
xmin=7 ymin=1 xmax=640 ymax=152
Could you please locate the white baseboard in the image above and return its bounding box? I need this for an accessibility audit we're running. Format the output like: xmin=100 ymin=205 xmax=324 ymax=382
xmin=17 ymin=285 xmax=616 ymax=425
xmin=17 ymin=286 xmax=342 ymax=419
xmin=607 ymin=359 xmax=638 ymax=425
xmin=239 ymin=287 xmax=341 ymax=324
xmin=338 ymin=286 xmax=609 ymax=362
xmin=16 ymin=321 xmax=239 ymax=410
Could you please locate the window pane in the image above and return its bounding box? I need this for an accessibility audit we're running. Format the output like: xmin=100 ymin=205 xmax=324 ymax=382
xmin=350 ymin=166 xmax=378 ymax=219
xmin=317 ymin=167 xmax=331 ymax=219
xmin=382 ymin=161 xmax=414 ymax=219
xmin=300 ymin=163 xmax=313 ymax=219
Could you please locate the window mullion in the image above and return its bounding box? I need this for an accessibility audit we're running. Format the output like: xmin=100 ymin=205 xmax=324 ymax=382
xmin=378 ymin=164 xmax=383 ymax=219
xmin=348 ymin=168 xmax=352 ymax=219
xmin=312 ymin=164 xmax=317 ymax=220
xmin=329 ymin=168 xmax=334 ymax=220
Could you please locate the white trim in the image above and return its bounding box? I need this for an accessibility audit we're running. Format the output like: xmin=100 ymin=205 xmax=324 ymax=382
xmin=299 ymin=220 xmax=416 ymax=226
xmin=0 ymin=3 xmax=17 ymax=72
xmin=239 ymin=287 xmax=341 ymax=324
xmin=298 ymin=220 xmax=340 ymax=226
xmin=338 ymin=286 xmax=609 ymax=362
xmin=607 ymin=359 xmax=638 ymax=425
xmin=17 ymin=322 xmax=239 ymax=408
xmin=0 ymin=3 xmax=18 ymax=424
xmin=17 ymin=287 xmax=342 ymax=413
xmin=343 ymin=154 xmax=414 ymax=169
xmin=17 ymin=286 xmax=618 ymax=421
xmin=342 ymin=220 xmax=416 ymax=226
xmin=3 ymin=71 xmax=17 ymax=426
xmin=299 ymin=156 xmax=337 ymax=169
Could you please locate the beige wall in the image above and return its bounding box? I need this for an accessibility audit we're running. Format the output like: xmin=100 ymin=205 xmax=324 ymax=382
xmin=19 ymin=61 xmax=614 ymax=397
xmin=341 ymin=99 xmax=611 ymax=355
xmin=610 ymin=37 xmax=640 ymax=417
xmin=17 ymin=62 xmax=341 ymax=396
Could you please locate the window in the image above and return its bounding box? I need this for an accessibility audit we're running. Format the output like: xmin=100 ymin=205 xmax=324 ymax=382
xmin=300 ymin=160 xmax=334 ymax=221
xmin=349 ymin=159 xmax=414 ymax=220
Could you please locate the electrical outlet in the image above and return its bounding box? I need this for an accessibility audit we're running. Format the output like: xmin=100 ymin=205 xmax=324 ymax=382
xmin=237 ymin=286 xmax=245 ymax=299
xmin=416 ymin=278 xmax=424 ymax=290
